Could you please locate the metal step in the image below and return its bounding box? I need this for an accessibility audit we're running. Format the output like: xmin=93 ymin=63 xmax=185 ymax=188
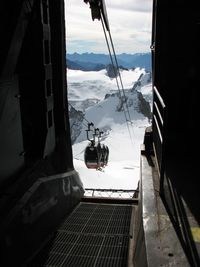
xmin=28 ymin=202 xmax=134 ymax=267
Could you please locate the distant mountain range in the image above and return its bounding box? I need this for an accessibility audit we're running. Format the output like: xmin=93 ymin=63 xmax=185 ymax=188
xmin=66 ymin=52 xmax=151 ymax=71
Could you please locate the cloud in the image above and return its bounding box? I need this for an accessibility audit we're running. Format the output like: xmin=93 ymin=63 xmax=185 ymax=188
xmin=106 ymin=0 xmax=152 ymax=13
xmin=65 ymin=0 xmax=153 ymax=54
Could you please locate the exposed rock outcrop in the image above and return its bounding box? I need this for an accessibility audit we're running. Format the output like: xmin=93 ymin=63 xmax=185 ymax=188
xmin=137 ymin=91 xmax=152 ymax=120
xmin=69 ymin=105 xmax=85 ymax=144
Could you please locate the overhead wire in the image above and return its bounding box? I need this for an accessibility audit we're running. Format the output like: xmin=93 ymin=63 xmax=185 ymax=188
xmin=68 ymin=102 xmax=94 ymax=129
xmin=100 ymin=18 xmax=128 ymax=123
xmin=107 ymin=29 xmax=133 ymax=124
xmin=68 ymin=102 xmax=106 ymax=143
xmin=100 ymin=14 xmax=135 ymax=146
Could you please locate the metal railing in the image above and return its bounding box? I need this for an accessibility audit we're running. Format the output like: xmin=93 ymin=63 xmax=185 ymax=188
xmin=84 ymin=188 xmax=138 ymax=199
xmin=152 ymin=86 xmax=166 ymax=178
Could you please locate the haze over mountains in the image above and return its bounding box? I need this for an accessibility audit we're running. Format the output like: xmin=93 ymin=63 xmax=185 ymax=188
xmin=67 ymin=52 xmax=151 ymax=71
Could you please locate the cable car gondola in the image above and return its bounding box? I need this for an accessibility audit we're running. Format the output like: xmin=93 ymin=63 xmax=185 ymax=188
xmin=84 ymin=142 xmax=99 ymax=169
xmin=84 ymin=142 xmax=109 ymax=169
xmin=84 ymin=124 xmax=109 ymax=170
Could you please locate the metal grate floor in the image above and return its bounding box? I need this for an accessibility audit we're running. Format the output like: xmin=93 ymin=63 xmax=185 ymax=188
xmin=29 ymin=202 xmax=133 ymax=267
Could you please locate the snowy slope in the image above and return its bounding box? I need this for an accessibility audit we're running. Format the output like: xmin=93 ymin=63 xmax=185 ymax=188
xmin=67 ymin=68 xmax=152 ymax=190
xmin=67 ymin=68 xmax=145 ymax=103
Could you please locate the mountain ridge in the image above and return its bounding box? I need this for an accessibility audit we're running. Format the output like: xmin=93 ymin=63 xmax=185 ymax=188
xmin=67 ymin=52 xmax=151 ymax=71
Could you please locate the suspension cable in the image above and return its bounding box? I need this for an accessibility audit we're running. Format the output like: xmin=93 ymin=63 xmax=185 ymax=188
xmin=100 ymin=16 xmax=135 ymax=145
xmin=100 ymin=18 xmax=128 ymax=123
xmin=107 ymin=30 xmax=133 ymax=124
xmin=68 ymin=102 xmax=107 ymax=147
xmin=68 ymin=102 xmax=94 ymax=129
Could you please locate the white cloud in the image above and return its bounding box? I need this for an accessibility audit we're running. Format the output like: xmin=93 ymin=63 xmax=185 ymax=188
xmin=106 ymin=0 xmax=152 ymax=13
xmin=65 ymin=0 xmax=153 ymax=54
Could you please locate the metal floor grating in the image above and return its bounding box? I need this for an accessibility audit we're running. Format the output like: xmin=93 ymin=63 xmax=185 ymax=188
xmin=29 ymin=202 xmax=133 ymax=267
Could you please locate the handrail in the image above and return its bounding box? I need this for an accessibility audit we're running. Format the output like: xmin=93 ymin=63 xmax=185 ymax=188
xmin=84 ymin=188 xmax=138 ymax=199
xmin=85 ymin=188 xmax=138 ymax=193
xmin=152 ymin=86 xmax=166 ymax=179
xmin=154 ymin=86 xmax=166 ymax=109
xmin=154 ymin=101 xmax=164 ymax=126
xmin=153 ymin=114 xmax=163 ymax=144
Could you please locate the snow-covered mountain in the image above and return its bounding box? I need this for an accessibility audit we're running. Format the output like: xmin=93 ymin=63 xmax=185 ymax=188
xmin=67 ymin=68 xmax=152 ymax=190
xmin=67 ymin=67 xmax=145 ymax=106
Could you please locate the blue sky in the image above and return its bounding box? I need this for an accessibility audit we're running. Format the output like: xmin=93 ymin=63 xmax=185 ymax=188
xmin=65 ymin=0 xmax=153 ymax=54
